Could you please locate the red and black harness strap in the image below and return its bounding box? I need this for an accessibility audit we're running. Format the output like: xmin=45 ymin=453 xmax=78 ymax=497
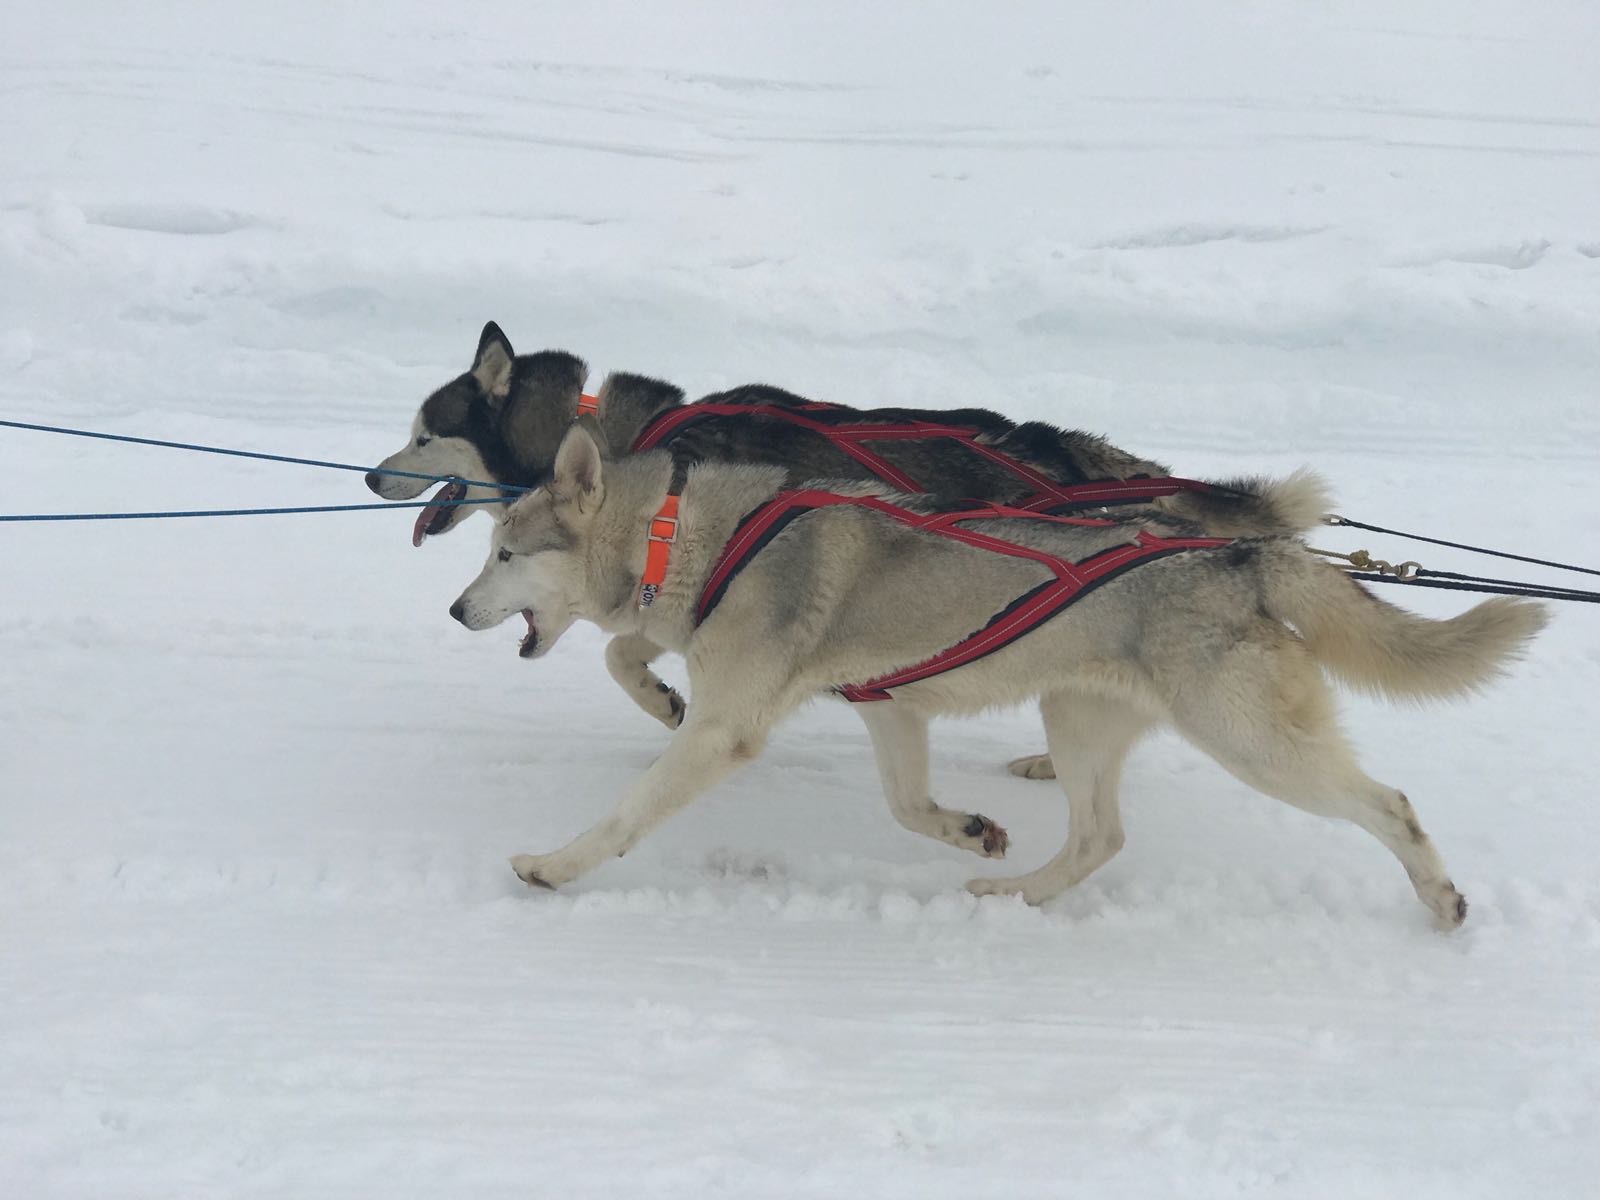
xmin=631 ymin=401 xmax=1222 ymax=513
xmin=694 ymin=489 xmax=1232 ymax=703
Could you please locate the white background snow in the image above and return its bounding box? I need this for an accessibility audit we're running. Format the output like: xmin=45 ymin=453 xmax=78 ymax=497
xmin=3 ymin=3 xmax=1598 ymax=1196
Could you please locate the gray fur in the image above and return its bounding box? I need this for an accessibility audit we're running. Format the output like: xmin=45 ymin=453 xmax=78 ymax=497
xmin=452 ymin=432 xmax=1546 ymax=925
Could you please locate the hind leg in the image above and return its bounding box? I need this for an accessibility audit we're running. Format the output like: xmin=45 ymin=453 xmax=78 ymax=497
xmin=858 ymin=705 xmax=1008 ymax=858
xmin=1169 ymin=629 xmax=1466 ymax=926
xmin=968 ymin=692 xmax=1152 ymax=903
xmin=605 ymin=633 xmax=686 ymax=730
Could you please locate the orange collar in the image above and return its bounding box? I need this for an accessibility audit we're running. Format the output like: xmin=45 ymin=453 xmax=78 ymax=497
xmin=637 ymin=492 xmax=680 ymax=609
xmin=576 ymin=393 xmax=600 ymax=417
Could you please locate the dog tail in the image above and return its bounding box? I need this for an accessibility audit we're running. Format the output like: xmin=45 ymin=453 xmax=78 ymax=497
xmin=1263 ymin=548 xmax=1548 ymax=701
xmin=1159 ymin=468 xmax=1331 ymax=537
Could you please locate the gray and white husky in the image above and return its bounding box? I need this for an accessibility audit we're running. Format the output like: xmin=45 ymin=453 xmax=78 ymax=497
xmin=371 ymin=322 xmax=1328 ymax=775
xmin=449 ymin=425 xmax=1545 ymax=925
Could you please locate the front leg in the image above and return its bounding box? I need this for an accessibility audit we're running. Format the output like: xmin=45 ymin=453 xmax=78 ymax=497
xmin=858 ymin=703 xmax=1008 ymax=858
xmin=604 ymin=633 xmax=686 ymax=729
xmin=510 ymin=711 xmax=767 ymax=889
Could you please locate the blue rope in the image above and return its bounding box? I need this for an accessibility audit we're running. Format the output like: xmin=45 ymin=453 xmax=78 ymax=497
xmin=0 ymin=417 xmax=532 ymax=493
xmin=6 ymin=417 xmax=1597 ymax=608
xmin=0 ymin=497 xmax=512 ymax=522
xmin=1329 ymin=514 xmax=1600 ymax=579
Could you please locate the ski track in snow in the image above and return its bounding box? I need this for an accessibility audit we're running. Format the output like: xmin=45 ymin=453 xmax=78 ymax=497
xmin=2 ymin=3 xmax=1599 ymax=1197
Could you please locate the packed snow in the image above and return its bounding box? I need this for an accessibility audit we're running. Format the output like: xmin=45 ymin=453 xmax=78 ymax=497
xmin=3 ymin=3 xmax=1598 ymax=1196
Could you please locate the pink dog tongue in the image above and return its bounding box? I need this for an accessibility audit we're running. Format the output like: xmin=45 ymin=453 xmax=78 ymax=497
xmin=411 ymin=483 xmax=459 ymax=547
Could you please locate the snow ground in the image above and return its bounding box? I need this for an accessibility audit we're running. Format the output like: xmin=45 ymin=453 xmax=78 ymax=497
xmin=3 ymin=3 xmax=1599 ymax=1196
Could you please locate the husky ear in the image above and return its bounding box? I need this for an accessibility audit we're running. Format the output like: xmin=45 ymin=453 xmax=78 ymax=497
xmin=551 ymin=424 xmax=604 ymax=510
xmin=472 ymin=321 xmax=515 ymax=399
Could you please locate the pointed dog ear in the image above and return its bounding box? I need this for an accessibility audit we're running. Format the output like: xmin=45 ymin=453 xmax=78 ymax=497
xmin=550 ymin=424 xmax=604 ymax=510
xmin=472 ymin=321 xmax=514 ymax=399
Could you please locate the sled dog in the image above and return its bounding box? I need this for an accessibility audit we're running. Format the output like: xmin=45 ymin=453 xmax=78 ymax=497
xmin=448 ymin=426 xmax=1545 ymax=925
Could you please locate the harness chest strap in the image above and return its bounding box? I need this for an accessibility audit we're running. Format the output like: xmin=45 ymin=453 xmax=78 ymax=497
xmin=691 ymin=489 xmax=1232 ymax=702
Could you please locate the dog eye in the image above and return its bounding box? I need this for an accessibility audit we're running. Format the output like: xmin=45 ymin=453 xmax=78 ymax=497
xmin=497 ymin=548 xmax=513 ymax=563
xmin=416 ymin=435 xmax=432 ymax=447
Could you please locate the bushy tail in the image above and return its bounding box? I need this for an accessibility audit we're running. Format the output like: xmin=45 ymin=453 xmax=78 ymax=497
xmin=1160 ymin=468 xmax=1331 ymax=537
xmin=1264 ymin=550 xmax=1548 ymax=701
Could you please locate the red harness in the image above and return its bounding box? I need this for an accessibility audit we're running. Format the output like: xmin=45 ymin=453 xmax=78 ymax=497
xmin=632 ymin=400 xmax=1218 ymax=514
xmin=694 ymin=489 xmax=1231 ymax=702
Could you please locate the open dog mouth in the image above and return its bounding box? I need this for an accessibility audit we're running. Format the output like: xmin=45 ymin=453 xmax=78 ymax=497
xmin=411 ymin=482 xmax=467 ymax=547
xmin=518 ymin=609 xmax=539 ymax=658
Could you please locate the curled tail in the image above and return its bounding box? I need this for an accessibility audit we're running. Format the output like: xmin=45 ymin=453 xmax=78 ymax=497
xmin=1264 ymin=549 xmax=1548 ymax=701
xmin=1160 ymin=468 xmax=1331 ymax=537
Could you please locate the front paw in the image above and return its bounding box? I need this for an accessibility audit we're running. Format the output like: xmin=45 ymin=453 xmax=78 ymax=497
xmin=652 ymin=682 xmax=687 ymax=730
xmin=509 ymin=853 xmax=559 ymax=890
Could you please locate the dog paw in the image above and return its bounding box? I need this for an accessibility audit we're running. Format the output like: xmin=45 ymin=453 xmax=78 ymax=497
xmin=965 ymin=875 xmax=1049 ymax=905
xmin=509 ymin=854 xmax=557 ymax=890
xmin=651 ymin=681 xmax=687 ymax=730
xmin=1428 ymin=882 xmax=1468 ymax=929
xmin=1006 ymin=753 xmax=1056 ymax=781
xmin=964 ymin=875 xmax=1014 ymax=899
xmin=962 ymin=813 xmax=1009 ymax=858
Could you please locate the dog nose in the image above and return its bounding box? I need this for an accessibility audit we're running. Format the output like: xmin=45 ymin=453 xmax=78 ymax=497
xmin=364 ymin=471 xmax=384 ymax=494
xmin=449 ymin=600 xmax=466 ymax=624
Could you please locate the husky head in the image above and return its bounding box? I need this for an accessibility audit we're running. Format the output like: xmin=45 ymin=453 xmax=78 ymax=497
xmin=449 ymin=425 xmax=608 ymax=659
xmin=366 ymin=322 xmax=587 ymax=546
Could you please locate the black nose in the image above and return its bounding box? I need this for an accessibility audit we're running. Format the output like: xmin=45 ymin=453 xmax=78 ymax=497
xmin=449 ymin=600 xmax=466 ymax=624
xmin=364 ymin=471 xmax=384 ymax=494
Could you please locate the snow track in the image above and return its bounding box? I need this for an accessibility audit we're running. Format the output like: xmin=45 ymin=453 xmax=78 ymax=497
xmin=3 ymin=3 xmax=1598 ymax=1195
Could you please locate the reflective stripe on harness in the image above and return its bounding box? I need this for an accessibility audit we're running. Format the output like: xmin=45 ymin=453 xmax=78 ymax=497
xmin=631 ymin=401 xmax=1218 ymax=513
xmin=694 ymin=489 xmax=1232 ymax=703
